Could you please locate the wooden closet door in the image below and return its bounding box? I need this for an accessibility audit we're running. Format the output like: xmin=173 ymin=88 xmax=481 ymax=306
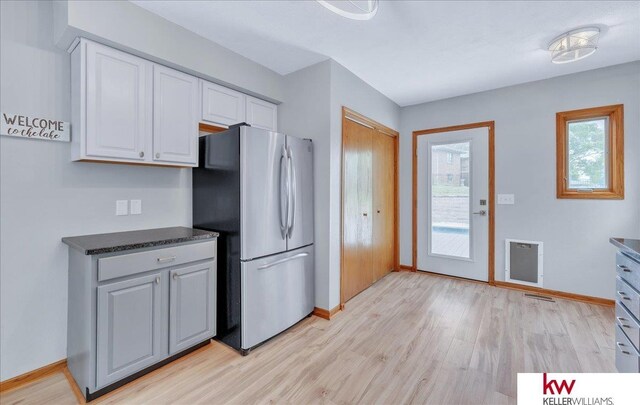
xmin=372 ymin=133 xmax=396 ymax=282
xmin=342 ymin=119 xmax=373 ymax=302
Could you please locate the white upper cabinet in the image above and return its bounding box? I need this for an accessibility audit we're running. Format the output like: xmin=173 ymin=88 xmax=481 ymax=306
xmin=71 ymin=38 xmax=278 ymax=168
xmin=201 ymin=80 xmax=246 ymax=126
xmin=246 ymin=95 xmax=278 ymax=132
xmin=153 ymin=65 xmax=199 ymax=165
xmin=71 ymin=38 xmax=198 ymax=167
xmin=83 ymin=40 xmax=152 ymax=161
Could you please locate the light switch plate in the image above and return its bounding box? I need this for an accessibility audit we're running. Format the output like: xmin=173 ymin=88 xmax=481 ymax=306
xmin=497 ymin=194 xmax=515 ymax=205
xmin=116 ymin=200 xmax=128 ymax=216
xmin=130 ymin=199 xmax=142 ymax=215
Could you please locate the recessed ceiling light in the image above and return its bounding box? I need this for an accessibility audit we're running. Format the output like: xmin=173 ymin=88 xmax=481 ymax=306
xmin=548 ymin=27 xmax=600 ymax=64
xmin=316 ymin=0 xmax=379 ymax=21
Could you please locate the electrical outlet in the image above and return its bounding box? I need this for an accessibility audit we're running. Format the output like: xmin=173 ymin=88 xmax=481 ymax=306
xmin=130 ymin=199 xmax=142 ymax=215
xmin=497 ymin=194 xmax=515 ymax=205
xmin=116 ymin=200 xmax=129 ymax=216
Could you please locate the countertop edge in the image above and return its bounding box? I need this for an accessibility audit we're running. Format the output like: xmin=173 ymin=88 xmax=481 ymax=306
xmin=62 ymin=228 xmax=219 ymax=256
xmin=610 ymin=237 xmax=640 ymax=262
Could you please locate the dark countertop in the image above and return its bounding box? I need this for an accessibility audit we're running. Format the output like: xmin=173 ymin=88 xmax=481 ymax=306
xmin=62 ymin=227 xmax=218 ymax=255
xmin=610 ymin=237 xmax=640 ymax=262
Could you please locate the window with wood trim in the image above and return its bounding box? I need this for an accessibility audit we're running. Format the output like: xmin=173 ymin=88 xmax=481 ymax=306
xmin=556 ymin=104 xmax=624 ymax=199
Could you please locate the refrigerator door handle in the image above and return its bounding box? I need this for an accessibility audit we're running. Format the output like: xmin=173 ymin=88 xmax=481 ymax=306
xmin=287 ymin=146 xmax=297 ymax=238
xmin=257 ymin=252 xmax=309 ymax=270
xmin=279 ymin=145 xmax=289 ymax=239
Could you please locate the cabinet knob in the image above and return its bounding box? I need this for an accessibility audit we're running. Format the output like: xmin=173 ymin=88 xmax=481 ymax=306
xmin=139 ymin=151 xmax=144 ymax=158
xmin=155 ymin=153 xmax=160 ymax=159
xmin=155 ymin=276 xmax=160 ymax=284
xmin=172 ymin=273 xmax=178 ymax=281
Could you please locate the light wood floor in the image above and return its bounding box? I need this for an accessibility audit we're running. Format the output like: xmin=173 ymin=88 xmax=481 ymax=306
xmin=1 ymin=272 xmax=615 ymax=404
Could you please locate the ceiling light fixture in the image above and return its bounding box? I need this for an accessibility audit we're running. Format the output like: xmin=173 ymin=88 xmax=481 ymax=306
xmin=548 ymin=27 xmax=600 ymax=64
xmin=316 ymin=0 xmax=379 ymax=21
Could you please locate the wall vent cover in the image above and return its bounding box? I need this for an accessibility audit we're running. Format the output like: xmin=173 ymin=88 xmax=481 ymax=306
xmin=505 ymin=239 xmax=543 ymax=287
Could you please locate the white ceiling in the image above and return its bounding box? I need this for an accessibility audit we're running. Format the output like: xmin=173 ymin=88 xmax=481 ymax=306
xmin=131 ymin=1 xmax=640 ymax=106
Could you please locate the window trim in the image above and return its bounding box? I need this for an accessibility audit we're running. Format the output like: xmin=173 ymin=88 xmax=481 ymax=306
xmin=556 ymin=104 xmax=624 ymax=199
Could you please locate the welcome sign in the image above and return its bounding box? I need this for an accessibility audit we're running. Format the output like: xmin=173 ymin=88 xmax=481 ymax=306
xmin=1 ymin=112 xmax=70 ymax=142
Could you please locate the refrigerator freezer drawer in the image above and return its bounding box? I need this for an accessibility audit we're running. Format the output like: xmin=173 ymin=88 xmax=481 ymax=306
xmin=241 ymin=245 xmax=314 ymax=350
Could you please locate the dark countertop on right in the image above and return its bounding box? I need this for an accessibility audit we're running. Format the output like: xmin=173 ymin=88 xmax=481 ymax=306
xmin=610 ymin=237 xmax=640 ymax=262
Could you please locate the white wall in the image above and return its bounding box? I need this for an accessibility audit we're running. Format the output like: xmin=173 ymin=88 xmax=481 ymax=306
xmin=279 ymin=61 xmax=332 ymax=309
xmin=328 ymin=61 xmax=400 ymax=308
xmin=399 ymin=62 xmax=640 ymax=299
xmin=53 ymin=0 xmax=284 ymax=103
xmin=279 ymin=60 xmax=400 ymax=310
xmin=0 ymin=0 xmax=283 ymax=381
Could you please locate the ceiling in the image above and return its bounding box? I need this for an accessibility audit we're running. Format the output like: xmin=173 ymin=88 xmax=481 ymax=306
xmin=131 ymin=1 xmax=640 ymax=106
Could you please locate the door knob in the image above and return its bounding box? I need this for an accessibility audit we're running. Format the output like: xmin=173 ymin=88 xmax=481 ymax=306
xmin=472 ymin=210 xmax=487 ymax=216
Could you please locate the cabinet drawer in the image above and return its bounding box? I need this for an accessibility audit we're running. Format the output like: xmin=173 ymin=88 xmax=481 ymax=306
xmin=617 ymin=252 xmax=640 ymax=289
xmin=616 ymin=276 xmax=640 ymax=321
xmin=616 ymin=301 xmax=640 ymax=351
xmin=615 ymin=325 xmax=640 ymax=373
xmin=98 ymin=241 xmax=216 ymax=281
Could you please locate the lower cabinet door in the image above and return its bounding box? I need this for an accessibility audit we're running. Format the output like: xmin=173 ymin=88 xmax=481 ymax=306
xmin=169 ymin=261 xmax=216 ymax=355
xmin=96 ymin=273 xmax=162 ymax=388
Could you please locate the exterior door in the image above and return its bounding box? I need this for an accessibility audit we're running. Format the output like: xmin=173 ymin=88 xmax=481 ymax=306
xmin=416 ymin=127 xmax=489 ymax=281
xmin=342 ymin=118 xmax=373 ymax=302
xmin=169 ymin=262 xmax=216 ymax=355
xmin=286 ymin=136 xmax=314 ymax=251
xmin=152 ymin=65 xmax=199 ymax=165
xmin=240 ymin=127 xmax=287 ymax=260
xmin=85 ymin=41 xmax=152 ymax=160
xmin=372 ymin=133 xmax=395 ymax=282
xmin=96 ymin=272 xmax=162 ymax=388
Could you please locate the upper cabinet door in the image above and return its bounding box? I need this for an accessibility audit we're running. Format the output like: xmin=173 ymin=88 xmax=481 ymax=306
xmin=85 ymin=41 xmax=152 ymax=161
xmin=201 ymin=80 xmax=246 ymax=126
xmin=246 ymin=96 xmax=278 ymax=132
xmin=152 ymin=65 xmax=199 ymax=165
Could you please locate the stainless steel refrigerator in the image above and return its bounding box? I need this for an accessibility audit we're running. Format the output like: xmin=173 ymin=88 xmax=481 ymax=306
xmin=193 ymin=124 xmax=314 ymax=355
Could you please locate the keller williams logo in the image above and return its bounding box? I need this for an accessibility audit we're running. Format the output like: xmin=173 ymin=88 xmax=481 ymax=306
xmin=543 ymin=373 xmax=576 ymax=395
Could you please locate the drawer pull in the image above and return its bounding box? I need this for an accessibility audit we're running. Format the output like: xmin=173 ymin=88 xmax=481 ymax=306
xmin=157 ymin=256 xmax=176 ymax=263
xmin=617 ymin=291 xmax=631 ymax=300
xmin=617 ymin=264 xmax=632 ymax=272
xmin=616 ymin=316 xmax=631 ymax=328
xmin=616 ymin=342 xmax=631 ymax=355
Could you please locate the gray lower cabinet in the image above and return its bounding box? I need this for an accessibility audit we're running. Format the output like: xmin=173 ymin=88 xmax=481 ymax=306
xmin=169 ymin=262 xmax=216 ymax=355
xmin=97 ymin=273 xmax=163 ymax=387
xmin=65 ymin=238 xmax=217 ymax=400
xmin=611 ymin=247 xmax=640 ymax=373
